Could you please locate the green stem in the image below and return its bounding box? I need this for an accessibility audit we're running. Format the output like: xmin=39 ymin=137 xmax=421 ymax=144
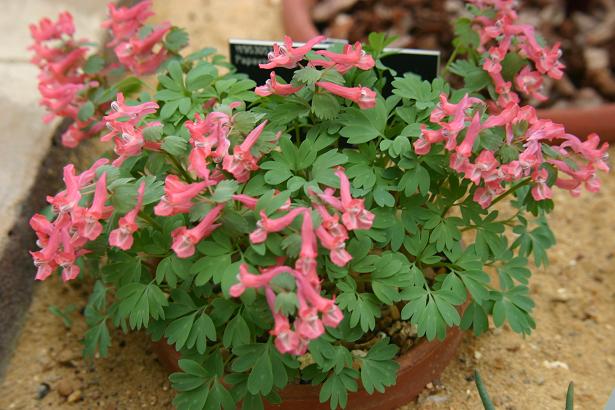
xmin=441 ymin=45 xmax=460 ymax=77
xmin=163 ymin=150 xmax=193 ymax=183
xmin=489 ymin=178 xmax=531 ymax=207
xmin=139 ymin=211 xmax=163 ymax=231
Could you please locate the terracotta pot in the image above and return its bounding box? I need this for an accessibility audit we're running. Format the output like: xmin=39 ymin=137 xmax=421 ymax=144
xmin=538 ymin=104 xmax=615 ymax=142
xmin=152 ymin=326 xmax=464 ymax=409
xmin=281 ymin=0 xmax=319 ymax=41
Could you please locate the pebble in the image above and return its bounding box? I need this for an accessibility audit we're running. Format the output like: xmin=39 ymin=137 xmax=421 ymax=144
xmin=56 ymin=379 xmax=75 ymax=397
xmin=474 ymin=350 xmax=483 ymax=360
xmin=543 ymin=360 xmax=569 ymax=370
xmin=424 ymin=394 xmax=449 ymax=404
xmin=56 ymin=348 xmax=80 ymax=367
xmin=67 ymin=390 xmax=83 ymax=403
xmin=36 ymin=383 xmax=51 ymax=400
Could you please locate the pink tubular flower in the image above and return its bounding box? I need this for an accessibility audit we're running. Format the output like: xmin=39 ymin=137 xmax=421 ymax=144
xmin=335 ymin=168 xmax=374 ymax=231
xmin=47 ymin=164 xmax=81 ymax=214
xmin=104 ymin=93 xmax=158 ymax=123
xmin=232 ymin=194 xmax=258 ymax=210
xmin=315 ymin=81 xmax=376 ymax=110
xmin=456 ymin=112 xmax=483 ymax=158
xmin=31 ymin=229 xmax=61 ymax=281
xmin=29 ymin=11 xmax=75 ymax=42
xmin=561 ymin=133 xmax=609 ymax=172
xmin=259 ymin=35 xmax=326 ymax=69
xmin=222 ymin=121 xmax=268 ymax=183
xmin=114 ymin=22 xmax=171 ymax=75
xmin=530 ymin=168 xmax=552 ymax=201
xmin=73 ymin=173 xmax=113 ymax=240
xmin=109 ymin=182 xmax=146 ymax=250
xmin=313 ymin=41 xmax=375 ymax=73
xmin=514 ymin=66 xmax=547 ymax=102
xmin=250 ymin=207 xmax=306 ymax=244
xmin=295 ymin=306 xmax=325 ymax=339
xmin=229 ymin=264 xmax=293 ymax=297
xmin=56 ymin=228 xmax=81 ymax=282
xmin=473 ymin=186 xmax=494 ymax=208
xmin=255 ymin=71 xmax=304 ymax=97
xmin=154 ymin=175 xmax=211 ymax=216
xmin=30 ymin=214 xmax=54 ymax=248
xmin=102 ymin=1 xmax=154 ymax=47
xmin=185 ymin=111 xmax=232 ymax=178
xmin=265 ymin=287 xmax=305 ymax=355
xmin=315 ymin=226 xmax=352 ymax=267
xmin=313 ymin=204 xmax=347 ymax=241
xmin=295 ymin=210 xmax=319 ymax=285
xmin=171 ymin=204 xmax=225 ymax=258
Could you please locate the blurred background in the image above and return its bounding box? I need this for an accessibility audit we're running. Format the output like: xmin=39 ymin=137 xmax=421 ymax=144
xmin=0 ymin=1 xmax=613 ymax=409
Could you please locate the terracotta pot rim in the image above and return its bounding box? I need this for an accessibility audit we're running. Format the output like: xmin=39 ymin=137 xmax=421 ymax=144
xmin=153 ymin=322 xmax=465 ymax=409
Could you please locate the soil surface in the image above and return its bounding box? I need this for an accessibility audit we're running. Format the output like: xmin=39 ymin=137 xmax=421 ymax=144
xmin=1 ymin=1 xmax=614 ymax=409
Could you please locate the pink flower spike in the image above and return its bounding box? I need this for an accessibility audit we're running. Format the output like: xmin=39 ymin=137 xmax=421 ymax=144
xmin=259 ymin=35 xmax=327 ymax=70
xmin=255 ymin=71 xmax=304 ymax=97
xmin=109 ymin=182 xmax=146 ymax=250
xmin=171 ymin=203 xmax=225 ymax=258
xmin=315 ymin=81 xmax=376 ymax=110
xmin=154 ymin=175 xmax=211 ymax=216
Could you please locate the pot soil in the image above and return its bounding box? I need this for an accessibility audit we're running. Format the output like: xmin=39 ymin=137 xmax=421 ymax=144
xmin=153 ymin=326 xmax=464 ymax=409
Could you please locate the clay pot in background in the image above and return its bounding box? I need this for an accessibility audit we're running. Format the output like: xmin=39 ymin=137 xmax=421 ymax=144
xmin=153 ymin=326 xmax=465 ymax=410
xmin=280 ymin=0 xmax=615 ymax=142
xmin=538 ymin=104 xmax=615 ymax=142
xmin=282 ymin=0 xmax=319 ymax=41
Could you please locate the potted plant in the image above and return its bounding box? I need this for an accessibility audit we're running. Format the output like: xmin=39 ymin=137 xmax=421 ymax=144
xmin=28 ymin=1 xmax=608 ymax=409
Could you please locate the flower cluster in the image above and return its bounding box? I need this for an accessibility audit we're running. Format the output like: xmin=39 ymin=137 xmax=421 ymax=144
xmin=29 ymin=12 xmax=103 ymax=147
xmin=101 ymin=93 xmax=160 ymax=166
xmin=229 ymin=170 xmax=373 ymax=353
xmin=30 ymin=159 xmax=110 ymax=281
xmin=470 ymin=0 xmax=564 ymax=106
xmin=256 ymin=35 xmax=377 ymax=110
xmin=414 ymin=0 xmax=609 ymax=207
xmin=29 ymin=1 xmax=176 ymax=148
xmin=102 ymin=0 xmax=171 ymax=75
